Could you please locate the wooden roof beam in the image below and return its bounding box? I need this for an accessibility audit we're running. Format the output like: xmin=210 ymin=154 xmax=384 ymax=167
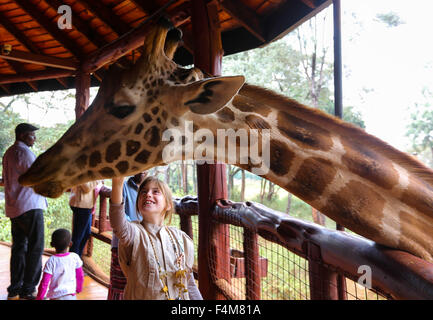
xmin=129 ymin=0 xmax=159 ymax=15
xmin=131 ymin=0 xmax=191 ymax=27
xmin=0 ymin=14 xmax=71 ymax=87
xmin=44 ymin=0 xmax=107 ymax=48
xmin=80 ymin=2 xmax=177 ymax=73
xmin=264 ymin=0 xmax=332 ymax=42
xmin=79 ymin=0 xmax=131 ymax=36
xmin=0 ymin=49 xmax=77 ymax=70
xmin=0 ymin=12 xmax=40 ymax=54
xmin=0 ymin=84 xmax=10 ymax=95
xmin=300 ymin=0 xmax=317 ymax=9
xmin=2 ymin=59 xmax=38 ymax=91
xmin=0 ymin=69 xmax=75 ymax=85
xmin=14 ymin=0 xmax=85 ymax=60
xmin=220 ymin=0 xmax=266 ymax=43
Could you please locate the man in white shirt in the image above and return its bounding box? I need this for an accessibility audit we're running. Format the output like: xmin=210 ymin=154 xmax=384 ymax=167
xmin=2 ymin=123 xmax=47 ymax=300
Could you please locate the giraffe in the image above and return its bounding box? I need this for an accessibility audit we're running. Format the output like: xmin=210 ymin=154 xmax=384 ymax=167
xmin=18 ymin=20 xmax=433 ymax=263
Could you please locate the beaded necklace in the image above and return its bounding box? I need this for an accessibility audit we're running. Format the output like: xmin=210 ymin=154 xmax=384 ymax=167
xmin=146 ymin=226 xmax=188 ymax=300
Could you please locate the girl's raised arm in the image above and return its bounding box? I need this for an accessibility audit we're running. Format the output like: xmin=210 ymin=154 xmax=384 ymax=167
xmin=111 ymin=176 xmax=125 ymax=204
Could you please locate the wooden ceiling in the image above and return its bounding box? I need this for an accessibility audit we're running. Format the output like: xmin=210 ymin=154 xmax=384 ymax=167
xmin=0 ymin=0 xmax=331 ymax=97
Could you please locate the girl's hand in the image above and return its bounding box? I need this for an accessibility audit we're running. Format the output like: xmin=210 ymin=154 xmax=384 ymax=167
xmin=111 ymin=176 xmax=125 ymax=205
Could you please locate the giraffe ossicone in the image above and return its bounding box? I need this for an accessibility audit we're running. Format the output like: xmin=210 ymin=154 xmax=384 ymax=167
xmin=19 ymin=20 xmax=433 ymax=263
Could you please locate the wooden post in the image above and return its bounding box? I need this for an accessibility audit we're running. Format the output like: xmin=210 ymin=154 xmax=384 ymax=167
xmin=191 ymin=0 xmax=230 ymax=300
xmin=75 ymin=71 xmax=90 ymax=119
xmin=179 ymin=213 xmax=193 ymax=239
xmin=74 ymin=71 xmax=92 ymax=256
xmin=307 ymin=242 xmax=338 ymax=300
xmin=244 ymin=229 xmax=261 ymax=300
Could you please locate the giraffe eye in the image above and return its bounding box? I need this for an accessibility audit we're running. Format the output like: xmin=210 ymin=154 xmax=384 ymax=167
xmin=107 ymin=104 xmax=136 ymax=119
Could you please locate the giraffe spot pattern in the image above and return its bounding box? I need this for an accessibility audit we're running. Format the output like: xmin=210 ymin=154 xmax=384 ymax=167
xmin=116 ymin=161 xmax=129 ymax=174
xmin=106 ymin=141 xmax=121 ymax=163
xmin=245 ymin=114 xmax=271 ymax=130
xmin=288 ymin=157 xmax=337 ymax=202
xmin=143 ymin=113 xmax=152 ymax=123
xmin=87 ymin=170 xmax=95 ymax=180
xmin=135 ymin=123 xmax=144 ymax=134
xmin=398 ymin=209 xmax=432 ymax=259
xmin=135 ymin=149 xmax=151 ymax=164
xmin=151 ymin=106 xmax=159 ymax=115
xmin=269 ymin=139 xmax=295 ymax=176
xmin=144 ymin=126 xmax=160 ymax=147
xmin=89 ymin=151 xmax=102 ymax=168
xmin=232 ymin=95 xmax=272 ymax=117
xmin=99 ymin=167 xmax=116 ymax=178
xmin=64 ymin=167 xmax=76 ymax=177
xmin=161 ymin=110 xmax=168 ymax=120
xmin=341 ymin=141 xmax=399 ymax=190
xmin=75 ymin=154 xmax=87 ymax=170
xmin=320 ymin=180 xmax=385 ymax=240
xmin=216 ymin=107 xmax=235 ymax=123
xmin=126 ymin=140 xmax=141 ymax=156
xmin=399 ymin=177 xmax=433 ymax=215
xmin=277 ymin=111 xmax=333 ymax=151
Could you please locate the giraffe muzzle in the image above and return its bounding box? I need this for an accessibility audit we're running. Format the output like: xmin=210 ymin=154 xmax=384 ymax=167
xmin=32 ymin=180 xmax=64 ymax=199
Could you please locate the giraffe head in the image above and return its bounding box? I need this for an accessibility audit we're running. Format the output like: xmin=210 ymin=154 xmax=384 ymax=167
xmin=19 ymin=19 xmax=245 ymax=198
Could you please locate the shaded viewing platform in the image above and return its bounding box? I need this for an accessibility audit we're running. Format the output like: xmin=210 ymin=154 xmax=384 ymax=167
xmin=0 ymin=242 xmax=107 ymax=300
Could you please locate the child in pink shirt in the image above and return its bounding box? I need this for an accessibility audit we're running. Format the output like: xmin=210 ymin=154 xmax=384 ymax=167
xmin=36 ymin=228 xmax=84 ymax=300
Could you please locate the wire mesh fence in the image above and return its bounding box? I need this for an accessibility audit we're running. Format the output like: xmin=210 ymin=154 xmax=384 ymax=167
xmin=205 ymin=217 xmax=389 ymax=300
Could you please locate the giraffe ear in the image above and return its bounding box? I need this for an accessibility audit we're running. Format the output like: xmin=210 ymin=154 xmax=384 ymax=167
xmin=183 ymin=76 xmax=245 ymax=114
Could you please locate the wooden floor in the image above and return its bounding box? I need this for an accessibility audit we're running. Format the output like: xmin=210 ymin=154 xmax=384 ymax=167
xmin=0 ymin=243 xmax=108 ymax=300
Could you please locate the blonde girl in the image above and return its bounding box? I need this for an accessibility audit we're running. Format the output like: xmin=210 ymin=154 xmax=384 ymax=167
xmin=109 ymin=176 xmax=202 ymax=300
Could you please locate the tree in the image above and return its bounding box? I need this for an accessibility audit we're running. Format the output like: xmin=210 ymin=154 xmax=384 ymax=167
xmin=406 ymin=88 xmax=433 ymax=167
xmin=35 ymin=121 xmax=74 ymax=156
xmin=223 ymin=7 xmax=365 ymax=224
xmin=375 ymin=12 xmax=405 ymax=28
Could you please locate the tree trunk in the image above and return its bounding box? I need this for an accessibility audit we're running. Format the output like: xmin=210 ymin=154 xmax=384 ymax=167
xmin=266 ymin=181 xmax=275 ymax=201
xmin=192 ymin=162 xmax=197 ymax=194
xmin=181 ymin=160 xmax=188 ymax=194
xmin=165 ymin=165 xmax=170 ymax=185
xmin=227 ymin=165 xmax=233 ymax=199
xmin=260 ymin=178 xmax=266 ymax=203
xmin=312 ymin=207 xmax=326 ymax=226
xmin=286 ymin=192 xmax=292 ymax=215
xmin=240 ymin=169 xmax=245 ymax=202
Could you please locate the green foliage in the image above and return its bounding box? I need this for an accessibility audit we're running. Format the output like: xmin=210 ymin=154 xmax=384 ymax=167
xmin=0 ymin=109 xmax=25 ymax=159
xmin=223 ymin=28 xmax=365 ymax=129
xmin=375 ymin=12 xmax=405 ymax=27
xmin=34 ymin=121 xmax=74 ymax=156
xmin=0 ymin=195 xmax=72 ymax=247
xmin=0 ymin=201 xmax=11 ymax=241
xmin=406 ymin=89 xmax=433 ymax=166
xmin=43 ymin=194 xmax=72 ymax=247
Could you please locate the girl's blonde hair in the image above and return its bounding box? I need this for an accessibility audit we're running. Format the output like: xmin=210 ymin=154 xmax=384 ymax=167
xmin=136 ymin=176 xmax=174 ymax=224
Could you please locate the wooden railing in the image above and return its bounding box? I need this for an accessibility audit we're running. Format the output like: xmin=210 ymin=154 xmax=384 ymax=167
xmin=82 ymin=186 xmax=112 ymax=286
xmin=87 ymin=191 xmax=433 ymax=299
xmin=174 ymin=196 xmax=433 ymax=300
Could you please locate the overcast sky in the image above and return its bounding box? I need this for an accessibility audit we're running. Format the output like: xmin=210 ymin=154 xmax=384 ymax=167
xmin=341 ymin=0 xmax=433 ymax=150
xmin=4 ymin=0 xmax=433 ymax=153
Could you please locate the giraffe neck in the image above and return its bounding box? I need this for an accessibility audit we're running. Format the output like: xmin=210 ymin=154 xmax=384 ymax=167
xmin=171 ymin=83 xmax=433 ymax=262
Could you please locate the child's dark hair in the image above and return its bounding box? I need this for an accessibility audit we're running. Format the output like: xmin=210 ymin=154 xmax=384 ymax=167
xmin=51 ymin=228 xmax=71 ymax=252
